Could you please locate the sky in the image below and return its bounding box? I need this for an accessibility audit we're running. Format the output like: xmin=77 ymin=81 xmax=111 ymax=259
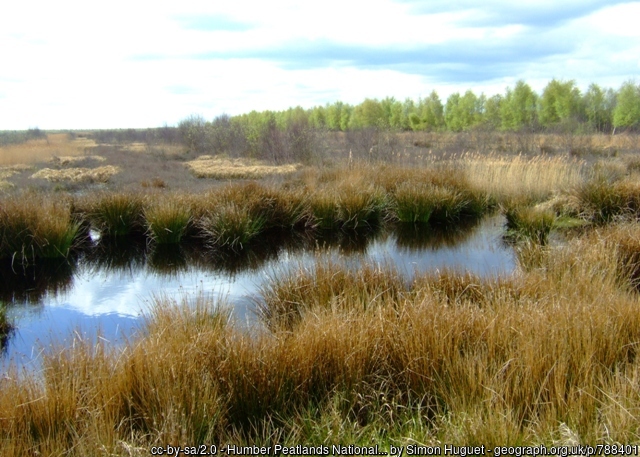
xmin=1 ymin=0 xmax=639 ymax=130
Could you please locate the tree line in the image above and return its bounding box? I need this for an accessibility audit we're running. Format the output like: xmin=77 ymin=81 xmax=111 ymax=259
xmin=173 ymin=79 xmax=639 ymax=160
xmin=226 ymin=79 xmax=639 ymax=134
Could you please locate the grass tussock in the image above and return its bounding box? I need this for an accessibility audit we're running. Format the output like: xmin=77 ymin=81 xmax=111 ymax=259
xmin=309 ymin=183 xmax=385 ymax=230
xmin=199 ymin=202 xmax=267 ymax=251
xmin=185 ymin=155 xmax=302 ymax=179
xmin=144 ymin=199 xmax=192 ymax=244
xmin=85 ymin=193 xmax=145 ymax=237
xmin=574 ymin=176 xmax=640 ymax=224
xmin=3 ymin=230 xmax=640 ymax=451
xmin=0 ymin=195 xmax=80 ymax=260
xmin=504 ymin=204 xmax=556 ymax=244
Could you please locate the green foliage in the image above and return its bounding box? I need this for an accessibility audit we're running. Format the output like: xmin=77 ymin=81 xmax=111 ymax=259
xmin=613 ymin=81 xmax=640 ymax=130
xmin=0 ymin=128 xmax=47 ymax=146
xmin=583 ymin=83 xmax=615 ymax=133
xmin=538 ymin=79 xmax=583 ymax=128
xmin=483 ymin=94 xmax=503 ymax=129
xmin=392 ymin=182 xmax=438 ymax=223
xmin=411 ymin=91 xmax=444 ymax=131
xmin=500 ymin=80 xmax=538 ymax=131
xmin=173 ymin=78 xmax=631 ymax=143
xmin=445 ymin=90 xmax=483 ymax=132
xmin=350 ymin=98 xmax=386 ymax=129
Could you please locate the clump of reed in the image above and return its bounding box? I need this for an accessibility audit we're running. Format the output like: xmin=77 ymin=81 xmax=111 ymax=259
xmin=0 ymin=195 xmax=80 ymax=260
xmin=85 ymin=193 xmax=145 ymax=237
xmin=503 ymin=204 xmax=556 ymax=244
xmin=144 ymin=199 xmax=192 ymax=244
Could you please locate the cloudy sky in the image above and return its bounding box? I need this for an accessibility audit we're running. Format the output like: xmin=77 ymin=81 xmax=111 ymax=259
xmin=1 ymin=0 xmax=639 ymax=130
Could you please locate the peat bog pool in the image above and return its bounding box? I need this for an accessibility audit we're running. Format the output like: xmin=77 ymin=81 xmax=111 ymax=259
xmin=1 ymin=215 xmax=516 ymax=374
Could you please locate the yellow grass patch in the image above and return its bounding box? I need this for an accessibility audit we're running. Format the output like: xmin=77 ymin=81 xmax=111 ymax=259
xmin=460 ymin=152 xmax=586 ymax=202
xmin=185 ymin=155 xmax=302 ymax=179
xmin=30 ymin=165 xmax=121 ymax=183
xmin=121 ymin=142 xmax=147 ymax=152
xmin=0 ymin=133 xmax=96 ymax=166
xmin=49 ymin=155 xmax=106 ymax=165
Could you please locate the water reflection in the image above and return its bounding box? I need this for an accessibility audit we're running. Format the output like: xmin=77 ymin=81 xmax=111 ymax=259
xmin=1 ymin=215 xmax=515 ymax=372
xmin=85 ymin=236 xmax=147 ymax=274
xmin=393 ymin=218 xmax=481 ymax=250
xmin=0 ymin=258 xmax=76 ymax=305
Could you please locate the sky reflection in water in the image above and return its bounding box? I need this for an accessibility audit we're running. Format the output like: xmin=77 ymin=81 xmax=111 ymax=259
xmin=1 ymin=215 xmax=515 ymax=373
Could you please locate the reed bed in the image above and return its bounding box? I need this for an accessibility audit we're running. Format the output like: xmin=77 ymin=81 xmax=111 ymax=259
xmin=2 ymin=226 xmax=640 ymax=453
xmin=460 ymin=152 xmax=586 ymax=204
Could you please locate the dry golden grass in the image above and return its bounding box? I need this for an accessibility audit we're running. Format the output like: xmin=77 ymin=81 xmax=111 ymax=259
xmin=30 ymin=165 xmax=121 ymax=183
xmin=3 ymin=226 xmax=640 ymax=453
xmin=0 ymin=133 xmax=96 ymax=166
xmin=459 ymin=152 xmax=586 ymax=203
xmin=48 ymin=155 xmax=106 ymax=165
xmin=185 ymin=155 xmax=302 ymax=179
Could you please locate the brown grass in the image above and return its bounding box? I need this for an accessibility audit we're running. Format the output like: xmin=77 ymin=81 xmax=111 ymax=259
xmin=0 ymin=133 xmax=96 ymax=166
xmin=30 ymin=165 xmax=121 ymax=183
xmin=185 ymin=155 xmax=302 ymax=179
xmin=460 ymin=152 xmax=586 ymax=203
xmin=2 ymin=225 xmax=640 ymax=452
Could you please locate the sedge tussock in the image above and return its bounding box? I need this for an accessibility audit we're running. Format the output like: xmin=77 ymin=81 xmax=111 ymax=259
xmin=0 ymin=195 xmax=80 ymax=259
xmin=85 ymin=193 xmax=146 ymax=237
xmin=144 ymin=199 xmax=192 ymax=244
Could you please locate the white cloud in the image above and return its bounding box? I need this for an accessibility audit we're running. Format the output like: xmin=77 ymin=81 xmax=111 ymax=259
xmin=1 ymin=0 xmax=639 ymax=129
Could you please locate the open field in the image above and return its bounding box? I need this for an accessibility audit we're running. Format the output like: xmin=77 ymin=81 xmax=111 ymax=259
xmin=1 ymin=129 xmax=640 ymax=452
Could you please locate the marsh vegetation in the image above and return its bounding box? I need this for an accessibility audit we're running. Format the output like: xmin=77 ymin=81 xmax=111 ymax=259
xmin=2 ymin=87 xmax=640 ymax=452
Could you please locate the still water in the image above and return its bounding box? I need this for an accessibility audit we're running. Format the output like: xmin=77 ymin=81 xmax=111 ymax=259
xmin=1 ymin=215 xmax=515 ymax=373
